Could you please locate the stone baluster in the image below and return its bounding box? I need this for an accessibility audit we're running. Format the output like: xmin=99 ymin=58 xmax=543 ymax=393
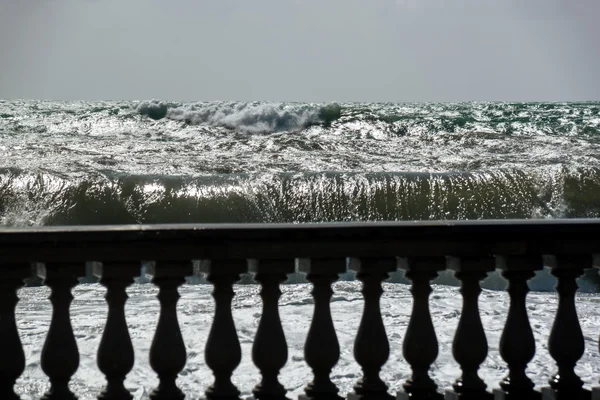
xmin=200 ymin=259 xmax=247 ymax=400
xmin=146 ymin=261 xmax=192 ymax=400
xmin=37 ymin=262 xmax=85 ymax=400
xmin=398 ymin=257 xmax=444 ymax=400
xmin=0 ymin=264 xmax=30 ymax=400
xmin=446 ymin=257 xmax=494 ymax=400
xmin=249 ymin=259 xmax=294 ymax=400
xmin=594 ymin=258 xmax=600 ymax=400
xmin=346 ymin=257 xmax=395 ymax=400
xmin=493 ymin=256 xmax=541 ymax=400
xmin=94 ymin=262 xmax=139 ymax=400
xmin=298 ymin=258 xmax=345 ymax=400
xmin=542 ymin=255 xmax=591 ymax=400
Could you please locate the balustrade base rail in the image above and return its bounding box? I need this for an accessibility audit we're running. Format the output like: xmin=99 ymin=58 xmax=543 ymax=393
xmin=1 ymin=219 xmax=600 ymax=400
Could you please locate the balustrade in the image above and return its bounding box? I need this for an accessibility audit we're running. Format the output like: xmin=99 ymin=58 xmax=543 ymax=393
xmin=39 ymin=262 xmax=85 ymax=400
xmin=494 ymin=256 xmax=542 ymax=400
xmin=398 ymin=257 xmax=445 ymax=400
xmin=147 ymin=261 xmax=192 ymax=400
xmin=201 ymin=259 xmax=247 ymax=400
xmin=299 ymin=258 xmax=345 ymax=400
xmin=542 ymin=256 xmax=592 ymax=400
xmin=446 ymin=257 xmax=495 ymax=400
xmin=95 ymin=262 xmax=138 ymax=400
xmin=348 ymin=257 xmax=395 ymax=400
xmin=0 ymin=264 xmax=29 ymax=400
xmin=0 ymin=220 xmax=599 ymax=400
xmin=249 ymin=259 xmax=294 ymax=400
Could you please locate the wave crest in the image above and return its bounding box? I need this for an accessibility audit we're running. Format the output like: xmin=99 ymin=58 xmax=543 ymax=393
xmin=136 ymin=100 xmax=170 ymax=120
xmin=3 ymin=167 xmax=600 ymax=227
xmin=137 ymin=101 xmax=342 ymax=133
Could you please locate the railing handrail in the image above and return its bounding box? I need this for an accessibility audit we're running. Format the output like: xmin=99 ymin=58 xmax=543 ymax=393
xmin=1 ymin=219 xmax=599 ymax=263
xmin=3 ymin=217 xmax=600 ymax=232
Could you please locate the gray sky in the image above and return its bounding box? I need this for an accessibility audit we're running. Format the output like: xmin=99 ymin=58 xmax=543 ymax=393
xmin=1 ymin=0 xmax=599 ymax=102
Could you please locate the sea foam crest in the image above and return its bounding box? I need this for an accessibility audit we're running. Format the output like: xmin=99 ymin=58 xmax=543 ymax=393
xmin=136 ymin=99 xmax=170 ymax=120
xmin=136 ymin=100 xmax=341 ymax=133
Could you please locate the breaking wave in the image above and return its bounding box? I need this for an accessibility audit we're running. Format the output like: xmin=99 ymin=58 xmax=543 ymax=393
xmin=136 ymin=100 xmax=342 ymax=133
xmin=2 ymin=167 xmax=600 ymax=226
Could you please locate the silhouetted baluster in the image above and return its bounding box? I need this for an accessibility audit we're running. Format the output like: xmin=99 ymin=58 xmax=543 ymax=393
xmin=447 ymin=257 xmax=493 ymax=400
xmin=543 ymin=256 xmax=591 ymax=399
xmin=0 ymin=264 xmax=30 ymax=400
xmin=249 ymin=259 xmax=294 ymax=400
xmin=94 ymin=262 xmax=139 ymax=400
xmin=398 ymin=257 xmax=444 ymax=400
xmin=298 ymin=258 xmax=345 ymax=400
xmin=38 ymin=263 xmax=85 ymax=400
xmin=147 ymin=262 xmax=193 ymax=400
xmin=594 ymin=259 xmax=600 ymax=400
xmin=200 ymin=260 xmax=247 ymax=400
xmin=346 ymin=257 xmax=394 ymax=400
xmin=494 ymin=256 xmax=541 ymax=400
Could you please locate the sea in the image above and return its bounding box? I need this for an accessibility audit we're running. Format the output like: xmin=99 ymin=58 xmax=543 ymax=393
xmin=1 ymin=100 xmax=600 ymax=226
xmin=2 ymin=99 xmax=600 ymax=399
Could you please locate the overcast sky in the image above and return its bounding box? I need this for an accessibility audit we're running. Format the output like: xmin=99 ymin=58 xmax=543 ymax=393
xmin=1 ymin=0 xmax=599 ymax=102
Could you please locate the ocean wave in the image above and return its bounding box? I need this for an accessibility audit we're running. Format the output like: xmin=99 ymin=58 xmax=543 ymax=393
xmin=3 ymin=101 xmax=599 ymax=178
xmin=3 ymin=100 xmax=599 ymax=138
xmin=136 ymin=100 xmax=342 ymax=133
xmin=2 ymin=167 xmax=600 ymax=227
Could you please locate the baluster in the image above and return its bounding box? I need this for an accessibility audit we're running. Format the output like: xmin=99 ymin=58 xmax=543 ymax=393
xmin=94 ymin=262 xmax=139 ymax=400
xmin=446 ymin=257 xmax=494 ymax=400
xmin=594 ymin=258 xmax=600 ymax=400
xmin=398 ymin=257 xmax=444 ymax=400
xmin=38 ymin=262 xmax=85 ymax=400
xmin=0 ymin=264 xmax=30 ymax=400
xmin=542 ymin=256 xmax=591 ymax=400
xmin=147 ymin=261 xmax=192 ymax=400
xmin=493 ymin=256 xmax=541 ymax=400
xmin=249 ymin=259 xmax=294 ymax=400
xmin=298 ymin=258 xmax=345 ymax=400
xmin=346 ymin=257 xmax=394 ymax=400
xmin=200 ymin=259 xmax=247 ymax=400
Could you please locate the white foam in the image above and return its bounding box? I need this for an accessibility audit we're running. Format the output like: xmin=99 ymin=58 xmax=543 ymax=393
xmin=164 ymin=102 xmax=335 ymax=134
xmin=13 ymin=280 xmax=600 ymax=399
